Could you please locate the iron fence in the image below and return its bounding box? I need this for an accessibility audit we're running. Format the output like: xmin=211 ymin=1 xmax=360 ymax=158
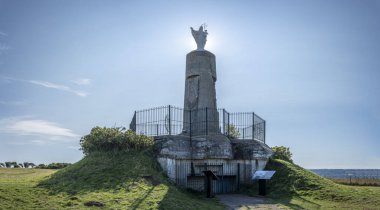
xmin=129 ymin=105 xmax=266 ymax=143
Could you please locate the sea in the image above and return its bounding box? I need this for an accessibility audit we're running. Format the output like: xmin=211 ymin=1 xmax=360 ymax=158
xmin=309 ymin=169 xmax=380 ymax=179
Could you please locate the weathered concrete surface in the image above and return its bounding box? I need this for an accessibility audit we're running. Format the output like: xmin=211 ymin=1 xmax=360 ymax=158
xmin=154 ymin=134 xmax=233 ymax=159
xmin=191 ymin=134 xmax=232 ymax=159
xmin=184 ymin=50 xmax=217 ymax=110
xmin=155 ymin=135 xmax=191 ymax=159
xmin=183 ymin=50 xmax=219 ymax=134
xmin=155 ymin=135 xmax=273 ymax=160
xmin=231 ymin=139 xmax=274 ymax=159
xmin=217 ymin=194 xmax=286 ymax=210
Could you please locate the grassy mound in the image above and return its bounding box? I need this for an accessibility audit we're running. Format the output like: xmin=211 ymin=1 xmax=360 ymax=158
xmin=265 ymin=159 xmax=340 ymax=199
xmin=39 ymin=150 xmax=163 ymax=193
xmin=243 ymin=159 xmax=380 ymax=209
xmin=1 ymin=150 xmax=223 ymax=209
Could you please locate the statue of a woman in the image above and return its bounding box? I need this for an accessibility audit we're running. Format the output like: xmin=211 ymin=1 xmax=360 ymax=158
xmin=191 ymin=26 xmax=208 ymax=51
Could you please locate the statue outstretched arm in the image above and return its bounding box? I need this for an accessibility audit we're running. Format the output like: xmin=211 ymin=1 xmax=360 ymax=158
xmin=191 ymin=27 xmax=196 ymax=37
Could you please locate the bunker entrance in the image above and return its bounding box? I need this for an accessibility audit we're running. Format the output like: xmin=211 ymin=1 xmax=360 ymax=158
xmin=186 ymin=164 xmax=237 ymax=194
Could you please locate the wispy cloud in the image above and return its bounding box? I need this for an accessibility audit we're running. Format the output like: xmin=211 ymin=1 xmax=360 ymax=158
xmin=0 ymin=75 xmax=15 ymax=81
xmin=31 ymin=140 xmax=48 ymax=145
xmin=0 ymin=100 xmax=26 ymax=106
xmin=8 ymin=139 xmax=50 ymax=146
xmin=0 ymin=43 xmax=10 ymax=55
xmin=0 ymin=75 xmax=88 ymax=97
xmin=0 ymin=43 xmax=9 ymax=50
xmin=29 ymin=80 xmax=88 ymax=97
xmin=0 ymin=31 xmax=9 ymax=55
xmin=0 ymin=117 xmax=80 ymax=140
xmin=71 ymin=78 xmax=91 ymax=85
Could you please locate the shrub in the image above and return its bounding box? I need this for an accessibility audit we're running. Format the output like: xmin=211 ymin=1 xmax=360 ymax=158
xmin=271 ymin=146 xmax=293 ymax=163
xmin=35 ymin=163 xmax=70 ymax=169
xmin=37 ymin=164 xmax=47 ymax=169
xmin=227 ymin=124 xmax=240 ymax=139
xmin=79 ymin=127 xmax=154 ymax=155
xmin=47 ymin=163 xmax=71 ymax=169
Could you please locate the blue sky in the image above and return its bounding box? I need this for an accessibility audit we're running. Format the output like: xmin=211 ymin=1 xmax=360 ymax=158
xmin=0 ymin=0 xmax=379 ymax=168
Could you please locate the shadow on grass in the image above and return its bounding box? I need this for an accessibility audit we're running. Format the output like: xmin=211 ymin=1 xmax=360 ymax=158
xmin=130 ymin=185 xmax=156 ymax=210
xmin=270 ymin=195 xmax=321 ymax=209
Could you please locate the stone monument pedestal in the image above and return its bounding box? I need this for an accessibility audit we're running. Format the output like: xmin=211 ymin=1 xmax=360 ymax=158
xmin=183 ymin=50 xmax=219 ymax=135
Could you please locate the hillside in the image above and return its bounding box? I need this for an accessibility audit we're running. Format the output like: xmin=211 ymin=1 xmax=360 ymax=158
xmin=243 ymin=159 xmax=380 ymax=209
xmin=2 ymin=152 xmax=380 ymax=209
xmin=0 ymin=150 xmax=223 ymax=210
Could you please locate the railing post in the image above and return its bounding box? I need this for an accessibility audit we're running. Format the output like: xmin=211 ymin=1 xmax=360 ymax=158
xmin=168 ymin=105 xmax=171 ymax=135
xmin=189 ymin=109 xmax=194 ymax=175
xmin=237 ymin=163 xmax=240 ymax=190
xmin=252 ymin=112 xmax=255 ymax=140
xmin=223 ymin=109 xmax=226 ymax=135
xmin=264 ymin=120 xmax=266 ymax=143
xmin=205 ymin=107 xmax=208 ymax=135
xmin=227 ymin=112 xmax=230 ymax=137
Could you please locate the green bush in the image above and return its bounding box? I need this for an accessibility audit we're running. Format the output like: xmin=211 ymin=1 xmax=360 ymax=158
xmin=227 ymin=124 xmax=240 ymax=139
xmin=271 ymin=146 xmax=293 ymax=163
xmin=79 ymin=127 xmax=154 ymax=155
xmin=35 ymin=163 xmax=70 ymax=169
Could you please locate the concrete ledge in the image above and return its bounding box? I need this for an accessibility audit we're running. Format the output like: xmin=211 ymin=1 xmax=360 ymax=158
xmin=231 ymin=139 xmax=273 ymax=159
xmin=154 ymin=134 xmax=233 ymax=160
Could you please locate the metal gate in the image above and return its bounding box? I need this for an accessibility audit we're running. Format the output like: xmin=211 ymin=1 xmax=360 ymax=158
xmin=186 ymin=163 xmax=237 ymax=194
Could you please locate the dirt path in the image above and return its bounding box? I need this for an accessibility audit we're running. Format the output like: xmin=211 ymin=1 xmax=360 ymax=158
xmin=216 ymin=194 xmax=286 ymax=210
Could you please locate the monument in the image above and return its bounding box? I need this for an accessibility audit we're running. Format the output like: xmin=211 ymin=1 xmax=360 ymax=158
xmin=183 ymin=25 xmax=219 ymax=135
xmin=130 ymin=25 xmax=273 ymax=193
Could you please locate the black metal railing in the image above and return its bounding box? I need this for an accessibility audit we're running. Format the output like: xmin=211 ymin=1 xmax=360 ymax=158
xmin=129 ymin=105 xmax=266 ymax=143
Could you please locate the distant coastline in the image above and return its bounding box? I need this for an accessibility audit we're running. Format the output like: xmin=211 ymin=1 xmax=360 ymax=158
xmin=309 ymin=169 xmax=380 ymax=178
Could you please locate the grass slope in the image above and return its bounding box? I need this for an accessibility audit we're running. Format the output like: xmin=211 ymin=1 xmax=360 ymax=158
xmin=1 ymin=150 xmax=223 ymax=210
xmin=244 ymin=159 xmax=380 ymax=209
xmin=0 ymin=168 xmax=60 ymax=209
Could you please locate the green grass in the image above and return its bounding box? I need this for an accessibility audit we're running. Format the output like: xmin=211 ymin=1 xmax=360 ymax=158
xmin=3 ymin=153 xmax=380 ymax=210
xmin=241 ymin=159 xmax=380 ymax=209
xmin=0 ymin=150 xmax=223 ymax=209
